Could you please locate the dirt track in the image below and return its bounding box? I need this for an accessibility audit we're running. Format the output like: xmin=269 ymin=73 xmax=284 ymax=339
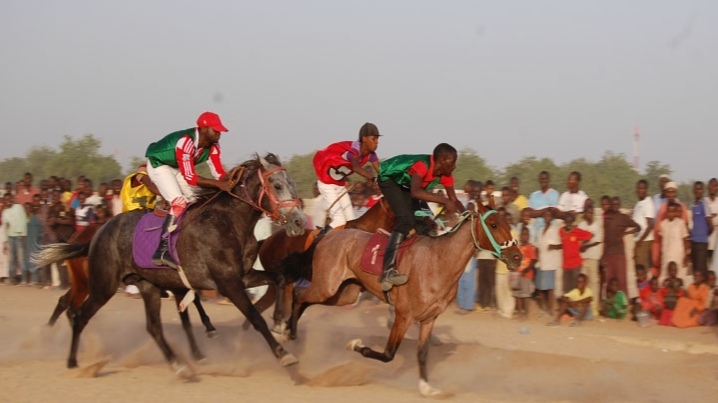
xmin=0 ymin=286 xmax=717 ymax=402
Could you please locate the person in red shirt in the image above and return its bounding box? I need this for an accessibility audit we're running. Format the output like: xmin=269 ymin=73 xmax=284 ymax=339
xmin=312 ymin=123 xmax=381 ymax=229
xmin=550 ymin=212 xmax=593 ymax=294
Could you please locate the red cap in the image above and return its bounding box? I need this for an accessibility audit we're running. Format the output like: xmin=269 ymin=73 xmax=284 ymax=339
xmin=196 ymin=111 xmax=228 ymax=132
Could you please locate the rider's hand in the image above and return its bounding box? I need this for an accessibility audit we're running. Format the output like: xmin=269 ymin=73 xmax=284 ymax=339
xmin=217 ymin=180 xmax=233 ymax=193
xmin=443 ymin=200 xmax=458 ymax=215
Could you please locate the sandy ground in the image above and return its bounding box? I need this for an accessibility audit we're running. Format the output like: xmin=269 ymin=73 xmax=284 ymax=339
xmin=0 ymin=286 xmax=717 ymax=403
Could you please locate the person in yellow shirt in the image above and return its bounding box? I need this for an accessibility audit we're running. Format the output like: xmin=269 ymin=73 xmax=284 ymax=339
xmin=510 ymin=176 xmax=528 ymax=210
xmin=547 ymin=273 xmax=593 ymax=327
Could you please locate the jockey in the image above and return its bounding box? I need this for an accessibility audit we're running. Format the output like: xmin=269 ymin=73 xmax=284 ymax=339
xmin=376 ymin=143 xmax=465 ymax=291
xmin=312 ymin=122 xmax=381 ymax=229
xmin=145 ymin=111 xmax=232 ymax=269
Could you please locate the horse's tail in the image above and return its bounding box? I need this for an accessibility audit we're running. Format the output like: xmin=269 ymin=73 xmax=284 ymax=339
xmin=32 ymin=242 xmax=90 ymax=267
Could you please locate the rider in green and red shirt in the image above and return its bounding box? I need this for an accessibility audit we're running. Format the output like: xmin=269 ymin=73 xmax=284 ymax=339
xmin=145 ymin=111 xmax=232 ymax=268
xmin=376 ymin=143 xmax=465 ymax=290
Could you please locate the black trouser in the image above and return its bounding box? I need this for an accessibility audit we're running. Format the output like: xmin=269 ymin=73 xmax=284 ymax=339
xmin=691 ymin=242 xmax=708 ymax=274
xmin=378 ymin=180 xmax=432 ymax=236
xmin=477 ymin=259 xmax=496 ymax=308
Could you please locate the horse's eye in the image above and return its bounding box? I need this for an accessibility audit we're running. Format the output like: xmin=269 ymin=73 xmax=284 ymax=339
xmin=491 ymin=223 xmax=498 ymax=229
xmin=273 ymin=184 xmax=282 ymax=191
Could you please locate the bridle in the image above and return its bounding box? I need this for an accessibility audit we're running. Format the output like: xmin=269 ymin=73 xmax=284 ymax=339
xmin=446 ymin=209 xmax=518 ymax=260
xmin=223 ymin=164 xmax=302 ymax=225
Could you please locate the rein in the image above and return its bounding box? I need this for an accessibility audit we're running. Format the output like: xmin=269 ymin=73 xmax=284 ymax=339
xmin=182 ymin=164 xmax=301 ymax=228
xmin=443 ymin=210 xmax=514 ymax=260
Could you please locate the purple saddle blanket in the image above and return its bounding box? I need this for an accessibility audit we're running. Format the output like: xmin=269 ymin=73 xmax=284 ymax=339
xmin=132 ymin=213 xmax=181 ymax=269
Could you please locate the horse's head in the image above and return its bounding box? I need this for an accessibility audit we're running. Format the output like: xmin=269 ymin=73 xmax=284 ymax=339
xmin=229 ymin=153 xmax=306 ymax=237
xmin=472 ymin=203 xmax=522 ymax=270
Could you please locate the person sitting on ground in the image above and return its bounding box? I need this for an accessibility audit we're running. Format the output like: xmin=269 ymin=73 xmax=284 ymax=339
xmin=376 ymin=143 xmax=464 ymax=291
xmin=638 ymin=277 xmax=663 ymax=321
xmin=547 ymin=273 xmax=593 ymax=327
xmin=658 ymin=261 xmax=684 ymax=326
xmin=636 ymin=265 xmax=649 ymax=291
xmin=512 ymin=226 xmax=537 ymax=321
xmin=600 ymin=277 xmax=629 ymax=319
xmin=672 ymin=270 xmax=710 ymax=328
xmin=698 ymin=271 xmax=718 ymax=326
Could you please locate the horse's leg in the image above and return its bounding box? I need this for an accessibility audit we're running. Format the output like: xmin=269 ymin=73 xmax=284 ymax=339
xmin=67 ymin=288 xmax=114 ymax=368
xmin=416 ymin=320 xmax=444 ymax=397
xmin=172 ymin=289 xmax=205 ymax=362
xmin=191 ymin=292 xmax=217 ymax=338
xmin=217 ymin=280 xmax=298 ymax=367
xmin=48 ymin=290 xmax=71 ymax=326
xmin=241 ymin=269 xmax=286 ymax=334
xmin=348 ymin=312 xmax=412 ymax=363
xmin=136 ymin=280 xmax=193 ymax=378
xmin=241 ymin=283 xmax=277 ymax=331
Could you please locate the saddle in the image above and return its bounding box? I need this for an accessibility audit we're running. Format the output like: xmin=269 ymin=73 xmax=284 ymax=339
xmin=359 ymin=229 xmax=417 ymax=276
xmin=132 ymin=212 xmax=182 ymax=269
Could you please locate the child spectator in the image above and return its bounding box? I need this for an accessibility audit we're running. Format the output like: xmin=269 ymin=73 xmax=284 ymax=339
xmin=537 ymin=209 xmax=562 ymax=315
xmin=94 ymin=205 xmax=110 ymax=225
xmin=698 ymin=271 xmax=718 ymax=326
xmin=74 ymin=191 xmax=95 ymax=231
xmin=636 ymin=265 xmax=649 ymax=291
xmin=547 ymin=273 xmax=593 ymax=327
xmin=553 ymin=212 xmax=592 ymax=293
xmin=579 ymin=200 xmax=603 ymax=316
xmin=517 ymin=208 xmax=536 ymax=245
xmin=600 ymin=277 xmax=629 ymax=319
xmin=500 ymin=186 xmax=519 ymax=225
xmin=672 ymin=270 xmax=710 ymax=328
xmin=512 ymin=227 xmax=537 ymax=321
xmin=659 ymin=261 xmax=685 ymax=326
xmin=658 ymin=201 xmax=690 ymax=282
xmin=638 ymin=277 xmax=663 ymax=321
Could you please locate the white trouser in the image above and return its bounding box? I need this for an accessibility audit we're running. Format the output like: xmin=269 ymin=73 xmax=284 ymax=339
xmin=317 ymin=180 xmax=355 ymax=228
xmin=146 ymin=161 xmax=199 ymax=211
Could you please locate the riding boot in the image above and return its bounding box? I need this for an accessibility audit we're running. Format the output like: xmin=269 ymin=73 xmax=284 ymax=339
xmin=379 ymin=232 xmax=408 ymax=291
xmin=152 ymin=215 xmax=179 ymax=269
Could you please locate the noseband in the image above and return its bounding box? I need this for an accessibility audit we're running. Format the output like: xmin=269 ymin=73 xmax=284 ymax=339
xmin=468 ymin=210 xmax=518 ymax=260
xmin=225 ymin=165 xmax=301 ymax=225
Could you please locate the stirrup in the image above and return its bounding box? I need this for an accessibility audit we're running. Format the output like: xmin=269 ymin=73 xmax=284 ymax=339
xmin=153 ymin=250 xmax=178 ymax=269
xmin=380 ymin=269 xmax=408 ymax=291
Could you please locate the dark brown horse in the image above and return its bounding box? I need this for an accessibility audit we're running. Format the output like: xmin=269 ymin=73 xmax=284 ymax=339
xmin=248 ymin=197 xmax=395 ymax=328
xmin=289 ymin=203 xmax=522 ymax=396
xmin=33 ymin=154 xmax=306 ymax=376
xmin=46 ymin=223 xmax=218 ymax=362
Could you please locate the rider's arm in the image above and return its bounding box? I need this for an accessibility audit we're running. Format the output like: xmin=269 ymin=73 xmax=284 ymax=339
xmin=348 ymin=154 xmax=375 ymax=181
xmin=176 ymin=140 xmax=229 ymax=191
xmin=409 ymin=173 xmax=455 ymax=207
xmin=444 ymin=185 xmax=466 ymax=213
xmin=206 ymin=145 xmax=227 ymax=181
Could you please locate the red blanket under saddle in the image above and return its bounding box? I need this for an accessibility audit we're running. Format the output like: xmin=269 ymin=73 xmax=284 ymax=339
xmin=360 ymin=231 xmax=417 ymax=276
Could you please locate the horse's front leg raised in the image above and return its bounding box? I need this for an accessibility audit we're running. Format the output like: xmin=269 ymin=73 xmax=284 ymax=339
xmin=347 ymin=312 xmax=412 ymax=363
xmin=48 ymin=290 xmax=71 ymax=326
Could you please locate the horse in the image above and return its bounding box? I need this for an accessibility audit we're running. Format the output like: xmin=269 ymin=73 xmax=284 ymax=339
xmin=46 ymin=223 xmax=218 ymax=362
xmin=33 ymin=153 xmax=306 ymax=375
xmin=288 ymin=202 xmax=522 ymax=397
xmin=247 ymin=197 xmax=396 ymax=326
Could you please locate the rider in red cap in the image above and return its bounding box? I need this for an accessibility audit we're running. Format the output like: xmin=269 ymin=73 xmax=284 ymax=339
xmin=145 ymin=111 xmax=232 ymax=268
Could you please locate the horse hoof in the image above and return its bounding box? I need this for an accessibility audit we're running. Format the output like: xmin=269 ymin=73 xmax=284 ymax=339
xmin=279 ymin=353 xmax=299 ymax=367
xmin=206 ymin=330 xmax=218 ymax=339
xmin=173 ymin=363 xmax=195 ymax=380
xmin=346 ymin=339 xmax=363 ymax=351
xmin=419 ymin=379 xmax=443 ymax=397
xmin=67 ymin=359 xmax=78 ymax=369
xmin=272 ymin=331 xmax=289 ymax=343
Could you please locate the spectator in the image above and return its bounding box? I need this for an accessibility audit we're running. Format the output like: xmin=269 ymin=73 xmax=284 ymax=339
xmin=689 ymin=181 xmax=713 ymax=275
xmin=500 ymin=186 xmax=519 ymax=225
xmin=632 ymin=179 xmax=655 ymax=271
xmin=558 ymin=171 xmax=588 ymax=221
xmin=554 ymin=212 xmax=593 ymax=293
xmin=698 ymin=271 xmax=717 ymax=326
xmin=638 ymin=277 xmax=663 ymax=321
xmin=512 ymin=226 xmax=537 ymax=321
xmin=672 ymin=270 xmax=710 ymax=328
xmin=602 ymin=196 xmax=641 ymax=297
xmin=528 ymin=171 xmax=560 ymax=236
xmin=15 ymin=172 xmax=40 ymax=206
xmin=600 ymin=277 xmax=629 ymax=319
xmin=658 ymin=261 xmax=684 ymax=326
xmin=536 ymin=208 xmax=562 ymax=315
xmin=658 ymin=201 xmax=690 ymax=282
xmin=547 ymin=273 xmax=593 ymax=327
xmin=24 ymin=200 xmax=44 ymax=286
xmin=1 ymin=193 xmax=28 ymax=285
xmin=579 ymin=200 xmax=603 ymax=316
xmin=509 ymin=176 xmax=528 ymax=210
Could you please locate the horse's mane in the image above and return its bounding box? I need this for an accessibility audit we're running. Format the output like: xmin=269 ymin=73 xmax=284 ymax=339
xmin=193 ymin=152 xmax=283 ymax=201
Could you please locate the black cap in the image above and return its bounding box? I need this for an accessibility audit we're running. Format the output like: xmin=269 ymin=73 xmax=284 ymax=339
xmin=359 ymin=122 xmax=381 ymax=137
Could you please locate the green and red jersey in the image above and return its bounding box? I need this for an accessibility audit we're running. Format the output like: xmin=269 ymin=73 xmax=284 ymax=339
xmin=378 ymin=154 xmax=454 ymax=190
xmin=145 ymin=128 xmax=226 ymax=186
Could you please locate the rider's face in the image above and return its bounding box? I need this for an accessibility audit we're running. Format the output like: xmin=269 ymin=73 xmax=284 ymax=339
xmin=436 ymin=155 xmax=457 ymax=176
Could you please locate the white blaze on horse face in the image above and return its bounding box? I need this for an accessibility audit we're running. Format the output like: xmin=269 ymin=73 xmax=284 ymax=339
xmin=260 ymin=156 xmax=305 ymax=234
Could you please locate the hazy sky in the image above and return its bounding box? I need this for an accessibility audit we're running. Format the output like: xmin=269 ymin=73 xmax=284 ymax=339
xmin=2 ymin=1 xmax=716 ymax=182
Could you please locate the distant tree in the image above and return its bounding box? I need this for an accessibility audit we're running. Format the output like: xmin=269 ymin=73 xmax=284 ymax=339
xmin=0 ymin=157 xmax=30 ymax=185
xmin=42 ymin=135 xmax=122 ymax=186
xmin=284 ymin=151 xmax=317 ymax=199
xmin=452 ymin=148 xmax=495 ymax=188
xmin=643 ymin=161 xmax=672 ymax=195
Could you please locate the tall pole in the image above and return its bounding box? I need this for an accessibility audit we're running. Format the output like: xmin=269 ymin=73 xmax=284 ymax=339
xmin=633 ymin=126 xmax=640 ymax=171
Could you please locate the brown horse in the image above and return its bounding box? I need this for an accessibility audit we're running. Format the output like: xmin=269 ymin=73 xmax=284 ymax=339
xmin=289 ymin=203 xmax=522 ymax=397
xmin=248 ymin=197 xmax=395 ymax=327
